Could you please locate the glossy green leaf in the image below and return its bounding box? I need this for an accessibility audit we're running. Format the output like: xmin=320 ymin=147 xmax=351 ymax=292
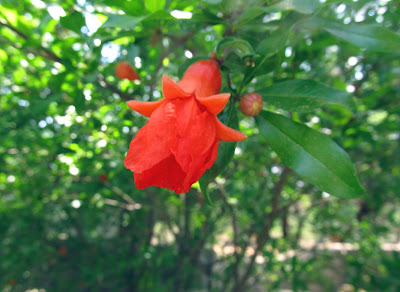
xmin=324 ymin=23 xmax=400 ymax=52
xmin=216 ymin=37 xmax=255 ymax=59
xmin=101 ymin=15 xmax=145 ymax=29
xmin=145 ymin=0 xmax=166 ymax=12
xmin=60 ymin=11 xmax=86 ymax=34
xmin=242 ymin=12 xmax=304 ymax=85
xmin=303 ymin=17 xmax=400 ymax=52
xmin=271 ymin=0 xmax=318 ymax=14
xmin=256 ymin=111 xmax=365 ymax=198
xmin=202 ymin=0 xmax=222 ymax=3
xmin=257 ymin=79 xmax=356 ymax=112
xmin=216 ymin=37 xmax=255 ymax=73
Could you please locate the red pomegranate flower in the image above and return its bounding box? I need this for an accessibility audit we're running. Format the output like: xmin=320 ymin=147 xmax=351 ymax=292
xmin=124 ymin=59 xmax=246 ymax=194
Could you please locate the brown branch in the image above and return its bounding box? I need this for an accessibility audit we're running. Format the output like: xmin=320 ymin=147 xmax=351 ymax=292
xmin=233 ymin=167 xmax=291 ymax=292
xmin=0 ymin=18 xmax=29 ymax=39
xmin=1 ymin=18 xmax=62 ymax=63
xmin=103 ymin=198 xmax=140 ymax=211
xmin=98 ymin=74 xmax=134 ymax=101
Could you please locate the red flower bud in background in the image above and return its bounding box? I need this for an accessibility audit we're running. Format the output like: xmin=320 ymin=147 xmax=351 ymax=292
xmin=99 ymin=174 xmax=107 ymax=183
xmin=239 ymin=92 xmax=263 ymax=117
xmin=59 ymin=247 xmax=67 ymax=256
xmin=125 ymin=59 xmax=246 ymax=194
xmin=115 ymin=61 xmax=139 ymax=81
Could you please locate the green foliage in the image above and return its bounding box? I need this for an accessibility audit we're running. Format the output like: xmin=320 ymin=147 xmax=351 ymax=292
xmin=256 ymin=111 xmax=364 ymax=198
xmin=1 ymin=0 xmax=399 ymax=291
xmin=257 ymin=79 xmax=356 ymax=112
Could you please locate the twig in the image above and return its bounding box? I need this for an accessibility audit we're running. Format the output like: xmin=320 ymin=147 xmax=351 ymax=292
xmin=0 ymin=18 xmax=62 ymax=63
xmin=109 ymin=184 xmax=137 ymax=206
xmin=103 ymin=198 xmax=140 ymax=211
xmin=97 ymin=74 xmax=134 ymax=101
xmin=0 ymin=18 xmax=29 ymax=39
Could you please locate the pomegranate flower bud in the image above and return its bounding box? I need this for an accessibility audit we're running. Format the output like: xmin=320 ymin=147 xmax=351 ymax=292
xmin=124 ymin=59 xmax=246 ymax=194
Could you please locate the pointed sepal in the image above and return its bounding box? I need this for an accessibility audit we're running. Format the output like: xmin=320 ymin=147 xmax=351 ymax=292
xmin=196 ymin=93 xmax=230 ymax=115
xmin=214 ymin=117 xmax=247 ymax=141
xmin=127 ymin=99 xmax=164 ymax=117
xmin=162 ymin=75 xmax=192 ymax=100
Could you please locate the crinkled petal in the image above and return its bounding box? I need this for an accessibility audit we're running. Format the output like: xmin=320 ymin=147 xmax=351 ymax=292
xmin=162 ymin=75 xmax=192 ymax=100
xmin=127 ymin=99 xmax=164 ymax=117
xmin=165 ymin=98 xmax=216 ymax=173
xmin=124 ymin=103 xmax=171 ymax=173
xmin=214 ymin=116 xmax=247 ymax=142
xmin=183 ymin=138 xmax=219 ymax=188
xmin=196 ymin=93 xmax=230 ymax=115
xmin=134 ymin=154 xmax=188 ymax=194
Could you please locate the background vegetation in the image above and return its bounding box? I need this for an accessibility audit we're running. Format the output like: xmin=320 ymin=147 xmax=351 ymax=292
xmin=1 ymin=0 xmax=399 ymax=291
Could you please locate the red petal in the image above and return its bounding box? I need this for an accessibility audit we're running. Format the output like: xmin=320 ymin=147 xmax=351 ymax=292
xmin=134 ymin=154 xmax=188 ymax=194
xmin=127 ymin=99 xmax=164 ymax=117
xmin=124 ymin=103 xmax=171 ymax=173
xmin=196 ymin=93 xmax=230 ymax=114
xmin=165 ymin=98 xmax=217 ymax=173
xmin=182 ymin=138 xmax=219 ymax=188
xmin=162 ymin=75 xmax=192 ymax=100
xmin=214 ymin=117 xmax=247 ymax=141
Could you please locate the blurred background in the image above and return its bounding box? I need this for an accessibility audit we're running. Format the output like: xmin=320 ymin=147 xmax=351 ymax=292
xmin=0 ymin=0 xmax=399 ymax=291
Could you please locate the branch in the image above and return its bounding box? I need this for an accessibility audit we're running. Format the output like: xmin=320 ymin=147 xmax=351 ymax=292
xmin=98 ymin=74 xmax=134 ymax=101
xmin=103 ymin=198 xmax=140 ymax=211
xmin=233 ymin=167 xmax=291 ymax=292
xmin=0 ymin=19 xmax=62 ymax=63
xmin=0 ymin=18 xmax=29 ymax=39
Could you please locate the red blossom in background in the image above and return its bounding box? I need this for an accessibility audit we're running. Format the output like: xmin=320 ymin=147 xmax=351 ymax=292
xmin=124 ymin=59 xmax=246 ymax=194
xmin=115 ymin=61 xmax=139 ymax=81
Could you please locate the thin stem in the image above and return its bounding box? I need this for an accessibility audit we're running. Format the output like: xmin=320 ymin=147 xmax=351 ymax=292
xmin=97 ymin=74 xmax=134 ymax=101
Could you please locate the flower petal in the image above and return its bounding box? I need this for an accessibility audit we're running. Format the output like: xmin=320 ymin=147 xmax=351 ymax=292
xmin=134 ymin=154 xmax=188 ymax=194
xmin=124 ymin=103 xmax=171 ymax=173
xmin=196 ymin=93 xmax=230 ymax=115
xmin=127 ymin=99 xmax=164 ymax=117
xmin=182 ymin=138 xmax=219 ymax=188
xmin=214 ymin=117 xmax=247 ymax=142
xmin=162 ymin=75 xmax=192 ymax=100
xmin=165 ymin=98 xmax=216 ymax=173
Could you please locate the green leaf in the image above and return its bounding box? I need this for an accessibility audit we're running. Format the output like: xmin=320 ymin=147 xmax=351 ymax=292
xmin=271 ymin=0 xmax=318 ymax=14
xmin=216 ymin=37 xmax=255 ymax=59
xmin=144 ymin=0 xmax=166 ymax=12
xmin=199 ymin=171 xmax=213 ymax=205
xmin=216 ymin=37 xmax=255 ymax=73
xmin=60 ymin=11 xmax=86 ymax=34
xmin=144 ymin=10 xmax=174 ymax=21
xmin=101 ymin=15 xmax=145 ymax=29
xmin=256 ymin=111 xmax=365 ymax=198
xmin=242 ymin=12 xmax=304 ymax=85
xmin=257 ymin=79 xmax=356 ymax=112
xmin=303 ymin=18 xmax=400 ymax=52
xmin=202 ymin=0 xmax=222 ymax=4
